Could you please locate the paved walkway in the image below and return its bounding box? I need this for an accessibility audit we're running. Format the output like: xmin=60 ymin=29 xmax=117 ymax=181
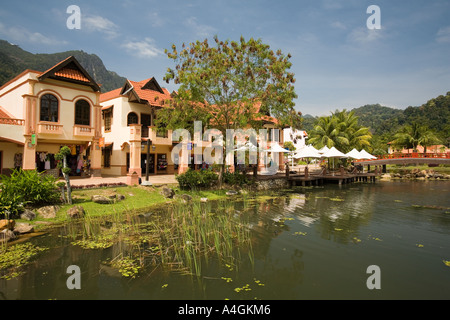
xmin=67 ymin=174 xmax=178 ymax=187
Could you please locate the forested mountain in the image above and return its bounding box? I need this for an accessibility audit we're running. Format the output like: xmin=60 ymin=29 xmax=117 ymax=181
xmin=0 ymin=40 xmax=126 ymax=92
xmin=302 ymin=92 xmax=450 ymax=146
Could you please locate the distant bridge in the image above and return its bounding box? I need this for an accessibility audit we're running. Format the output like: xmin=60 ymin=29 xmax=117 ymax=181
xmin=355 ymin=152 xmax=450 ymax=166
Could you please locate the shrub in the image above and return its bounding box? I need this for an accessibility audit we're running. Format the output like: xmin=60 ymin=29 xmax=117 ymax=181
xmin=176 ymin=169 xmax=218 ymax=189
xmin=0 ymin=169 xmax=60 ymax=215
xmin=223 ymin=171 xmax=251 ymax=186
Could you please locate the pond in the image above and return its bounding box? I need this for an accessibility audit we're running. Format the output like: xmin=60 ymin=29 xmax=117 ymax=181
xmin=1 ymin=180 xmax=450 ymax=300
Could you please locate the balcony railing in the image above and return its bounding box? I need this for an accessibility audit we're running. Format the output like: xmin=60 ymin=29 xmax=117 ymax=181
xmin=148 ymin=126 xmax=172 ymax=145
xmin=37 ymin=122 xmax=63 ymax=135
xmin=73 ymin=125 xmax=94 ymax=137
xmin=0 ymin=118 xmax=25 ymax=125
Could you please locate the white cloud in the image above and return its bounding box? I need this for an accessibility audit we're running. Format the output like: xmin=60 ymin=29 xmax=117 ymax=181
xmin=436 ymin=26 xmax=450 ymax=43
xmin=148 ymin=12 xmax=165 ymax=27
xmin=347 ymin=26 xmax=384 ymax=45
xmin=121 ymin=38 xmax=163 ymax=59
xmin=0 ymin=22 xmax=67 ymax=46
xmin=330 ymin=21 xmax=347 ymax=30
xmin=184 ymin=17 xmax=217 ymax=38
xmin=83 ymin=14 xmax=120 ymax=39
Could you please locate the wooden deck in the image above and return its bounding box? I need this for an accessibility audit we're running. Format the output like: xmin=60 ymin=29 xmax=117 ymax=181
xmin=287 ymin=172 xmax=376 ymax=186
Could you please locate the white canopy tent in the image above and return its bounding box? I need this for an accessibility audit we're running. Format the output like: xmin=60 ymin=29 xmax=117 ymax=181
xmin=293 ymin=145 xmax=321 ymax=159
xmin=359 ymin=149 xmax=377 ymax=160
xmin=318 ymin=146 xmax=330 ymax=154
xmin=345 ymin=148 xmax=365 ymax=160
xmin=320 ymin=146 xmax=347 ymax=158
xmin=233 ymin=141 xmax=258 ymax=152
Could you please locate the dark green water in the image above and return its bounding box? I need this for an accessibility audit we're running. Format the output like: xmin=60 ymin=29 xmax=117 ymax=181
xmin=1 ymin=180 xmax=450 ymax=300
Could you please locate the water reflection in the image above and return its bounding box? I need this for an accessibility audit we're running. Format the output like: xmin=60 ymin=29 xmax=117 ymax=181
xmin=1 ymin=181 xmax=450 ymax=299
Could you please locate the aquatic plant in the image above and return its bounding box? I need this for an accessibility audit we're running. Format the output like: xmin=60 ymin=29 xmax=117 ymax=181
xmin=0 ymin=243 xmax=48 ymax=279
xmin=66 ymin=198 xmax=254 ymax=279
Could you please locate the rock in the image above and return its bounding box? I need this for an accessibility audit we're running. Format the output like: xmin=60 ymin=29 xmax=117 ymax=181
xmin=226 ymin=190 xmax=238 ymax=196
xmin=160 ymin=187 xmax=175 ymax=198
xmin=380 ymin=173 xmax=391 ymax=180
xmin=67 ymin=206 xmax=85 ymax=219
xmin=0 ymin=219 xmax=15 ymax=231
xmin=91 ymin=195 xmax=114 ymax=204
xmin=180 ymin=194 xmax=192 ymax=202
xmin=20 ymin=209 xmax=36 ymax=221
xmin=37 ymin=205 xmax=60 ymax=219
xmin=174 ymin=194 xmax=192 ymax=202
xmin=116 ymin=194 xmax=126 ymax=201
xmin=14 ymin=223 xmax=34 ymax=234
xmin=0 ymin=229 xmax=16 ymax=242
xmin=417 ymin=170 xmax=427 ymax=178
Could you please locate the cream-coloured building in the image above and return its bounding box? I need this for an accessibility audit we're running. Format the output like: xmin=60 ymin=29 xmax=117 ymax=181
xmin=99 ymin=77 xmax=175 ymax=180
xmin=0 ymin=56 xmax=102 ymax=177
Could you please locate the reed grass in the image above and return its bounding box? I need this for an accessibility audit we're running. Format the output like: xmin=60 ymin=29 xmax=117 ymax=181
xmin=67 ymin=197 xmax=255 ymax=278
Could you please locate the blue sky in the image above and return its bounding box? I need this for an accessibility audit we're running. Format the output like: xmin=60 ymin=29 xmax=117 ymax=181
xmin=0 ymin=0 xmax=449 ymax=116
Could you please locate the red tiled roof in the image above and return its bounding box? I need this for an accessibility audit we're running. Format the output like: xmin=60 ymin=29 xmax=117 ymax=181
xmin=129 ymin=79 xmax=172 ymax=107
xmin=54 ymin=67 xmax=90 ymax=82
xmin=100 ymin=88 xmax=122 ymax=102
xmin=38 ymin=56 xmax=100 ymax=92
xmin=100 ymin=78 xmax=172 ymax=106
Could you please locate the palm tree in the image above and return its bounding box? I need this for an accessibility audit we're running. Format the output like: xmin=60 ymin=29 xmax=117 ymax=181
xmin=333 ymin=109 xmax=372 ymax=153
xmin=392 ymin=122 xmax=441 ymax=154
xmin=307 ymin=115 xmax=348 ymax=150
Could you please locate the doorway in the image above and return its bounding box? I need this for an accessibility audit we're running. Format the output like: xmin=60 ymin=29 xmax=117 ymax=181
xmin=141 ymin=153 xmax=155 ymax=175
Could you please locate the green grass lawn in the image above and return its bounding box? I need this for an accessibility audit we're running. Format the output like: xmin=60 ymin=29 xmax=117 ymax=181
xmin=46 ymin=184 xmax=231 ymax=224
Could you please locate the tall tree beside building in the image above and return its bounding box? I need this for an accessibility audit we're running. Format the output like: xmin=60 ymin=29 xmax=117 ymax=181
xmin=159 ymin=36 xmax=300 ymax=132
xmin=158 ymin=36 xmax=301 ymax=179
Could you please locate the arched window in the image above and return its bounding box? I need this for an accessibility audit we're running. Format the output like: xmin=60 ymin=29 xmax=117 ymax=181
xmin=40 ymin=94 xmax=58 ymax=122
xmin=127 ymin=112 xmax=138 ymax=126
xmin=75 ymin=99 xmax=90 ymax=126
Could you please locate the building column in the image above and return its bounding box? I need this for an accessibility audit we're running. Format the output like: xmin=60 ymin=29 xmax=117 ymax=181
xmin=22 ymin=135 xmax=36 ymax=170
xmin=127 ymin=124 xmax=142 ymax=183
xmin=89 ymin=139 xmax=102 ymax=177
xmin=178 ymin=143 xmax=189 ymax=174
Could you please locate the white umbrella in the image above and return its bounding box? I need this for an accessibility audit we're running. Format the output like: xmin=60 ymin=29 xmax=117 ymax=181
xmin=233 ymin=141 xmax=258 ymax=152
xmin=293 ymin=145 xmax=321 ymax=158
xmin=320 ymin=146 xmax=347 ymax=171
xmin=318 ymin=146 xmax=330 ymax=154
xmin=345 ymin=148 xmax=365 ymax=160
xmin=321 ymin=146 xmax=347 ymax=158
xmin=359 ymin=149 xmax=377 ymax=160
xmin=264 ymin=143 xmax=290 ymax=153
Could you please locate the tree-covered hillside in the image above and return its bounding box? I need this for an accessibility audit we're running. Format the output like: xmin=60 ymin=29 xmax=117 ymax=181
xmin=0 ymin=40 xmax=126 ymax=92
xmin=303 ymin=92 xmax=449 ymax=147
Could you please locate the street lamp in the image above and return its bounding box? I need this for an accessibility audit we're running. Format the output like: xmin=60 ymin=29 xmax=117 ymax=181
xmin=142 ymin=139 xmax=152 ymax=186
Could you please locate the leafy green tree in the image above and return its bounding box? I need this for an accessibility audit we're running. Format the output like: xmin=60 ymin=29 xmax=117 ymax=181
xmin=158 ymin=36 xmax=301 ymax=179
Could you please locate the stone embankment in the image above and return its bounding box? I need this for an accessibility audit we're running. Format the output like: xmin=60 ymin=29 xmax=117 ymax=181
xmin=381 ymin=169 xmax=450 ymax=181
